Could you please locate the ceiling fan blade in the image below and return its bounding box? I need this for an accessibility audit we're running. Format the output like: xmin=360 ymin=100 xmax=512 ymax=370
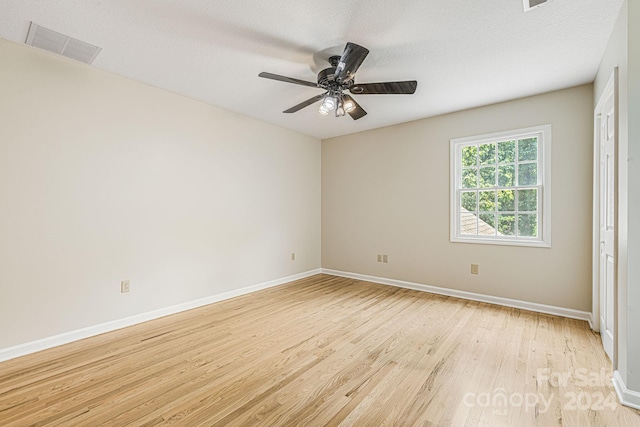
xmin=350 ymin=81 xmax=417 ymax=95
xmin=335 ymin=42 xmax=369 ymax=84
xmin=283 ymin=93 xmax=327 ymax=113
xmin=343 ymin=94 xmax=367 ymax=120
xmin=258 ymin=72 xmax=319 ymax=88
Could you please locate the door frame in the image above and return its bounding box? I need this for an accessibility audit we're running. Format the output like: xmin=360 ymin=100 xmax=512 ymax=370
xmin=592 ymin=67 xmax=618 ymax=365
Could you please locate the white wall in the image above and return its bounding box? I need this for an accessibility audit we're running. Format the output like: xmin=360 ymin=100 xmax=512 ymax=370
xmin=323 ymin=85 xmax=594 ymax=311
xmin=0 ymin=39 xmax=321 ymax=350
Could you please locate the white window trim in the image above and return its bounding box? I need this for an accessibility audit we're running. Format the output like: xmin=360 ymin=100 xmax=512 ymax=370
xmin=449 ymin=124 xmax=552 ymax=248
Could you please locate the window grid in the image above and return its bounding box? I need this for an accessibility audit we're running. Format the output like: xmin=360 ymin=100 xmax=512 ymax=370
xmin=450 ymin=125 xmax=551 ymax=247
xmin=457 ymin=185 xmax=541 ymax=238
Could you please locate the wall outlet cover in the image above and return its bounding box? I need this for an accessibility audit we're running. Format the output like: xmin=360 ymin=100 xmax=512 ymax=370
xmin=121 ymin=280 xmax=130 ymax=293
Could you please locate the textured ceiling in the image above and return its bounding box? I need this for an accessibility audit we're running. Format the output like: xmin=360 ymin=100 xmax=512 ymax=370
xmin=0 ymin=0 xmax=624 ymax=139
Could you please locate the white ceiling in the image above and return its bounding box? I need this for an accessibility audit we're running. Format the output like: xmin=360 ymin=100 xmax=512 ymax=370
xmin=0 ymin=0 xmax=624 ymax=139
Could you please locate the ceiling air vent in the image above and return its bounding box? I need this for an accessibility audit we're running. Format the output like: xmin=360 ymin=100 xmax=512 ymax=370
xmin=25 ymin=22 xmax=102 ymax=64
xmin=523 ymin=0 xmax=547 ymax=12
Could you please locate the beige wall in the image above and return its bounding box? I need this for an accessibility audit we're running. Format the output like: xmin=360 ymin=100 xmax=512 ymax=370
xmin=0 ymin=39 xmax=321 ymax=349
xmin=626 ymin=0 xmax=640 ymax=393
xmin=323 ymin=85 xmax=594 ymax=311
xmin=595 ymin=0 xmax=640 ymax=396
xmin=594 ymin=0 xmax=630 ymax=386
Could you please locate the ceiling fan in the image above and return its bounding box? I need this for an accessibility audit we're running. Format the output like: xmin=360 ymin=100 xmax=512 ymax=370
xmin=258 ymin=42 xmax=417 ymax=120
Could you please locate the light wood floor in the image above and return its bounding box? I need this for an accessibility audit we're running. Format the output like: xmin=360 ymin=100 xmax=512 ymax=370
xmin=1 ymin=274 xmax=639 ymax=426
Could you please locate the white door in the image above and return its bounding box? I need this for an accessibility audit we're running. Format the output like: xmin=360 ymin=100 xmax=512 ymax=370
xmin=597 ymin=76 xmax=616 ymax=361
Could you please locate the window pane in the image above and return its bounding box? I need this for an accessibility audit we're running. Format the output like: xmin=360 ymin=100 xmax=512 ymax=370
xmin=479 ymin=213 xmax=496 ymax=235
xmin=518 ymin=188 xmax=537 ymax=212
xmin=479 ymin=166 xmax=495 ymax=188
xmin=461 ymin=191 xmax=477 ymax=211
xmin=497 ymin=140 xmax=515 ymax=163
xmin=478 ymin=143 xmax=496 ymax=166
xmin=518 ymin=214 xmax=538 ymax=237
xmin=462 ymin=145 xmax=478 ymax=167
xmin=479 ymin=190 xmax=495 ymax=212
xmin=518 ymin=163 xmax=537 ymax=186
xmin=497 ymin=190 xmax=515 ymax=211
xmin=453 ymin=125 xmax=549 ymax=246
xmin=518 ymin=138 xmax=538 ymax=161
xmin=460 ymin=212 xmax=477 ymax=235
xmin=462 ymin=168 xmax=477 ymax=188
xmin=497 ymin=214 xmax=515 ymax=236
xmin=498 ymin=165 xmax=515 ymax=187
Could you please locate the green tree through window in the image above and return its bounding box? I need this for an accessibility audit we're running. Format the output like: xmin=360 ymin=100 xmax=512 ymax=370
xmin=451 ymin=125 xmax=551 ymax=247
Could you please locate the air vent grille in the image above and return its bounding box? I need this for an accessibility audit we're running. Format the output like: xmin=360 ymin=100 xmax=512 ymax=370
xmin=523 ymin=0 xmax=547 ymax=12
xmin=25 ymin=22 xmax=102 ymax=64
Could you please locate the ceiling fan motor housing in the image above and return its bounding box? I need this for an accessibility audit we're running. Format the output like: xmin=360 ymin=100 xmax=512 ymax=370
xmin=317 ymin=67 xmax=337 ymax=87
xmin=318 ymin=55 xmax=355 ymax=91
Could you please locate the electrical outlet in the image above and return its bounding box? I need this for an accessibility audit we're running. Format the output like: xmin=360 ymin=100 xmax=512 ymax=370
xmin=377 ymin=254 xmax=382 ymax=262
xmin=121 ymin=280 xmax=130 ymax=293
xmin=471 ymin=264 xmax=479 ymax=275
xmin=291 ymin=252 xmax=295 ymax=261
xmin=383 ymin=254 xmax=389 ymax=263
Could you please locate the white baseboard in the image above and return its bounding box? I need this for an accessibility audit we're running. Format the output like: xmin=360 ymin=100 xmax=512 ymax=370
xmin=321 ymin=269 xmax=592 ymax=323
xmin=0 ymin=268 xmax=594 ymax=363
xmin=613 ymin=370 xmax=640 ymax=410
xmin=0 ymin=269 xmax=321 ymax=363
xmin=588 ymin=313 xmax=597 ymax=331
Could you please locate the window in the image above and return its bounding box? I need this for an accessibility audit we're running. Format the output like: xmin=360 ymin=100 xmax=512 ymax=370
xmin=450 ymin=125 xmax=551 ymax=247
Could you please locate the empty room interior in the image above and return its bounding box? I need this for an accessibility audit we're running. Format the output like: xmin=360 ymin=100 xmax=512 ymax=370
xmin=1 ymin=0 xmax=640 ymax=425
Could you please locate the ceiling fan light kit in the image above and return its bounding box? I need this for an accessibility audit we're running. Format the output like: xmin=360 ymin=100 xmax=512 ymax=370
xmin=259 ymin=42 xmax=418 ymax=121
xmin=322 ymin=96 xmax=336 ymax=111
xmin=343 ymin=98 xmax=355 ymax=113
xmin=318 ymin=93 xmax=355 ymax=117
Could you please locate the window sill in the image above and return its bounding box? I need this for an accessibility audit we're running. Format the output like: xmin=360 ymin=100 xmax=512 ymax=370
xmin=450 ymin=236 xmax=551 ymax=248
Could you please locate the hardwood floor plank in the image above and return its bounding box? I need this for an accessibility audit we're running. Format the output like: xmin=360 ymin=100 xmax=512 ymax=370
xmin=0 ymin=274 xmax=638 ymax=426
